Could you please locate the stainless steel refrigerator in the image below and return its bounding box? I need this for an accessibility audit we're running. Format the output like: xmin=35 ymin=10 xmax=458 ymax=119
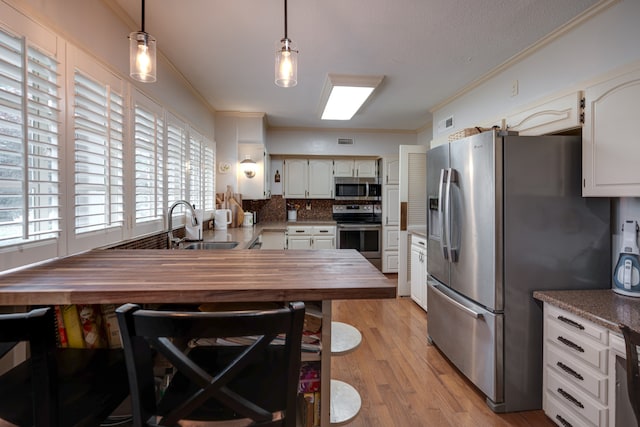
xmin=426 ymin=130 xmax=610 ymax=412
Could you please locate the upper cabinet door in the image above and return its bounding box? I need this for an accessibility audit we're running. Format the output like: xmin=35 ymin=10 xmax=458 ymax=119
xmin=307 ymin=159 xmax=334 ymax=199
xmin=383 ymin=156 xmax=400 ymax=185
xmin=284 ymin=159 xmax=308 ymax=198
xmin=334 ymin=160 xmax=354 ymax=177
xmin=355 ymin=159 xmax=377 ymax=177
xmin=506 ymin=92 xmax=583 ymax=136
xmin=583 ymin=67 xmax=640 ymax=197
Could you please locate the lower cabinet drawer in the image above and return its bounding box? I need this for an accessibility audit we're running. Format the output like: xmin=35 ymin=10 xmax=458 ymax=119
xmin=545 ymin=392 xmax=594 ymax=427
xmin=546 ymin=320 xmax=608 ymax=373
xmin=546 ymin=344 xmax=608 ymax=404
xmin=546 ymin=369 xmax=608 ymax=427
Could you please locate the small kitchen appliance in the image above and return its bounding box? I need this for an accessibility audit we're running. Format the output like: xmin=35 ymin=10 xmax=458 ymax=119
xmin=613 ymin=220 xmax=640 ymax=297
xmin=214 ymin=209 xmax=232 ymax=230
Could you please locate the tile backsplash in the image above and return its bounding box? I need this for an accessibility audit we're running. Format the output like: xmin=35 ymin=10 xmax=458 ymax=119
xmin=243 ymin=195 xmax=334 ymax=222
xmin=242 ymin=195 xmax=381 ymax=223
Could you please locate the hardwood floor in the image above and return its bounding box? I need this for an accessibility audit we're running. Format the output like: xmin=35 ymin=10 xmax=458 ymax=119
xmin=331 ymin=280 xmax=555 ymax=427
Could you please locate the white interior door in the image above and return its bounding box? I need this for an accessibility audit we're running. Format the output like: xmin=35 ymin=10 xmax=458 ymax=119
xmin=397 ymin=145 xmax=428 ymax=296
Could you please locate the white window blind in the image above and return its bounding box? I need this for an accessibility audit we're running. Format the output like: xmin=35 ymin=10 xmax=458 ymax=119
xmin=134 ymin=95 xmax=164 ymax=224
xmin=73 ymin=70 xmax=124 ymax=234
xmin=166 ymin=114 xmax=186 ymax=208
xmin=203 ymin=139 xmax=215 ymax=210
xmin=0 ymin=28 xmax=60 ymax=247
xmin=188 ymin=129 xmax=202 ymax=208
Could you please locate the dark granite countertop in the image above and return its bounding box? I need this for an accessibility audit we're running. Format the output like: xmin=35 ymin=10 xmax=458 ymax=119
xmin=533 ymin=289 xmax=640 ymax=334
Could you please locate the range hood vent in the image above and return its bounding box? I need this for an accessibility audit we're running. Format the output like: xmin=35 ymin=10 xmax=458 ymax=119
xmin=337 ymin=138 xmax=354 ymax=145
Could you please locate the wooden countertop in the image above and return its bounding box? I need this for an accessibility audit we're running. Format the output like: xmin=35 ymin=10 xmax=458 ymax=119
xmin=533 ymin=289 xmax=640 ymax=334
xmin=0 ymin=249 xmax=396 ymax=306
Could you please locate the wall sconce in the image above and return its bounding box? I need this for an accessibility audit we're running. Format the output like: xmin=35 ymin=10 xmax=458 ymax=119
xmin=240 ymin=157 xmax=257 ymax=179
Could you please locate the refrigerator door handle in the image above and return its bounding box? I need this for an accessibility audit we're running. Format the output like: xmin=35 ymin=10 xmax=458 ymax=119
xmin=438 ymin=168 xmax=448 ymax=260
xmin=444 ymin=168 xmax=458 ymax=262
xmin=445 ymin=168 xmax=459 ymax=262
xmin=431 ymin=281 xmax=484 ymax=319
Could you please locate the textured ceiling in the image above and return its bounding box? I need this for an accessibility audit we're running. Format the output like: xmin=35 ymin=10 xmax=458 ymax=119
xmin=111 ymin=0 xmax=600 ymax=131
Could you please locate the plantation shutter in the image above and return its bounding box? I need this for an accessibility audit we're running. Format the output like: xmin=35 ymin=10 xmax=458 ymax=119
xmin=0 ymin=28 xmax=60 ymax=246
xmin=134 ymin=94 xmax=164 ymax=224
xmin=73 ymin=70 xmax=124 ymax=234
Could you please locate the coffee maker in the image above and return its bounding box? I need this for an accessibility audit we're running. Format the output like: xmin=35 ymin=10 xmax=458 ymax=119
xmin=613 ymin=220 xmax=640 ymax=297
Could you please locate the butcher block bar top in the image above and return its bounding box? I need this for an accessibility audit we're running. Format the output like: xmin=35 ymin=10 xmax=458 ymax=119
xmin=0 ymin=249 xmax=396 ymax=306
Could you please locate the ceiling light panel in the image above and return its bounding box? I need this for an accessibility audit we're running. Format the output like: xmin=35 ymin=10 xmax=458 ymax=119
xmin=319 ymin=74 xmax=384 ymax=121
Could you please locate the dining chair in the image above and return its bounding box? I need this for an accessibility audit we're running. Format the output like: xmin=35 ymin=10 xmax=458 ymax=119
xmin=116 ymin=301 xmax=305 ymax=427
xmin=620 ymin=324 xmax=640 ymax=427
xmin=0 ymin=307 xmax=129 ymax=426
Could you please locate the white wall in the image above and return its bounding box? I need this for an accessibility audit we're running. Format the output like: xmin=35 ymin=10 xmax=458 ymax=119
xmin=8 ymin=0 xmax=215 ymax=137
xmin=416 ymin=127 xmax=432 ymax=146
xmin=431 ymin=0 xmax=640 ymax=140
xmin=267 ymin=129 xmax=417 ymax=156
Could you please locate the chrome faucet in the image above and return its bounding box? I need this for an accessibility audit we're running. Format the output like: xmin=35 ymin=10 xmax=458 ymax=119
xmin=167 ymin=200 xmax=199 ymax=249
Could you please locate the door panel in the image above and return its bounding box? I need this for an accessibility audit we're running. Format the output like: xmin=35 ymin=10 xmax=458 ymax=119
xmin=426 ymin=143 xmax=449 ymax=286
xmin=449 ymin=132 xmax=499 ymax=310
xmin=427 ymin=280 xmax=502 ymax=403
xmin=397 ymin=145 xmax=429 ymax=296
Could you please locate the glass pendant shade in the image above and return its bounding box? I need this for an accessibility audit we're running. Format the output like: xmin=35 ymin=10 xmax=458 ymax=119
xmin=275 ymin=38 xmax=297 ymax=88
xmin=129 ymin=31 xmax=157 ymax=83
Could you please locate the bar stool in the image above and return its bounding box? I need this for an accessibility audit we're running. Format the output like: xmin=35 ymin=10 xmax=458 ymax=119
xmin=620 ymin=324 xmax=640 ymax=427
xmin=0 ymin=307 xmax=129 ymax=426
xmin=330 ymin=321 xmax=362 ymax=425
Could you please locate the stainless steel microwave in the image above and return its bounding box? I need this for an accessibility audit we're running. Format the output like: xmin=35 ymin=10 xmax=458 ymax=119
xmin=334 ymin=177 xmax=381 ymax=201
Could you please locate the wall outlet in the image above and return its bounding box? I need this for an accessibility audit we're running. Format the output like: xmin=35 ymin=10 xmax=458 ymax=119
xmin=511 ymin=80 xmax=519 ymax=97
xmin=306 ymin=200 xmax=311 ymax=210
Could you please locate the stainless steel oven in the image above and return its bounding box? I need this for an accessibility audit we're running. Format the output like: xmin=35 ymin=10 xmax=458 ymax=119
xmin=333 ymin=204 xmax=382 ymax=269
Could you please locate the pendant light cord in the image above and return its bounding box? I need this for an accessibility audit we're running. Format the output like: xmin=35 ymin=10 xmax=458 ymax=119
xmin=141 ymin=0 xmax=146 ymax=33
xmin=283 ymin=0 xmax=288 ymax=40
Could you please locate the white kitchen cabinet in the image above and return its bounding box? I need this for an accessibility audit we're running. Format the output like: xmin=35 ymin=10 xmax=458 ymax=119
xmin=286 ymin=225 xmax=336 ymax=249
xmin=238 ymin=143 xmax=270 ymax=200
xmin=583 ymin=66 xmax=640 ymax=197
xmin=333 ymin=160 xmax=354 ymax=177
xmin=381 ymin=156 xmax=400 ymax=273
xmin=505 ymin=91 xmax=583 ymax=137
xmin=382 ymin=226 xmax=399 ymax=272
xmin=383 ymin=185 xmax=399 ymax=227
xmin=283 ymin=159 xmax=333 ymax=199
xmin=308 ymin=160 xmax=334 ymax=198
xmin=410 ymin=235 xmax=427 ymax=311
xmin=542 ymin=303 xmax=609 ymax=427
xmin=355 ymin=159 xmax=377 ymax=177
xmin=382 ymin=155 xmax=400 ymax=185
xmin=259 ymin=231 xmax=286 ymax=249
xmin=313 ymin=225 xmax=336 ymax=249
xmin=333 ymin=159 xmax=378 ymax=178
xmin=283 ymin=159 xmax=308 ymax=198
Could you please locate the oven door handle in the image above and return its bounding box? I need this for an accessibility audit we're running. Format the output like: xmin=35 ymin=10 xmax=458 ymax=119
xmin=337 ymin=224 xmax=382 ymax=229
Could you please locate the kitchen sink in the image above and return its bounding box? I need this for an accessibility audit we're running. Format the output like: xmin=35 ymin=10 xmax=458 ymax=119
xmin=182 ymin=241 xmax=239 ymax=250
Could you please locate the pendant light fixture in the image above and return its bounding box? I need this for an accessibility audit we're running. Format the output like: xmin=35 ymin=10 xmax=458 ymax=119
xmin=129 ymin=0 xmax=157 ymax=83
xmin=275 ymin=0 xmax=298 ymax=88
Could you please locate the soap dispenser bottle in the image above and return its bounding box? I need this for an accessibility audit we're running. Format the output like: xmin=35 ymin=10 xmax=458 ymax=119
xmin=613 ymin=220 xmax=640 ymax=297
